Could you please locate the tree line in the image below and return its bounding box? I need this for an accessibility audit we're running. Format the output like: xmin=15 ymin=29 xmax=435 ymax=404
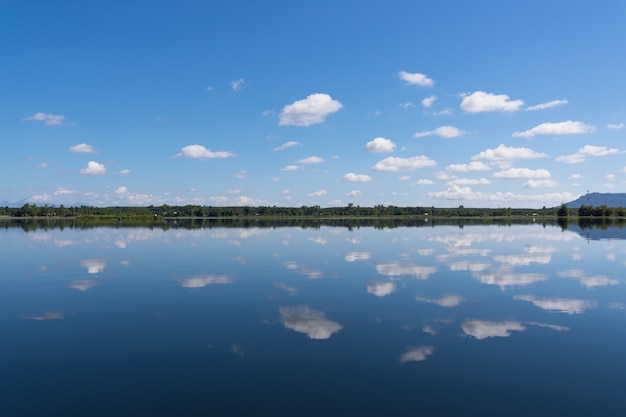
xmin=1 ymin=203 xmax=560 ymax=218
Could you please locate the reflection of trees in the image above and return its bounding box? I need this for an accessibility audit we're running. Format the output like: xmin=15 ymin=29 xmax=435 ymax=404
xmin=2 ymin=217 xmax=562 ymax=233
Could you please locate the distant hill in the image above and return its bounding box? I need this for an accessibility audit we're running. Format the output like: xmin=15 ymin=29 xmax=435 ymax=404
xmin=564 ymin=192 xmax=626 ymax=208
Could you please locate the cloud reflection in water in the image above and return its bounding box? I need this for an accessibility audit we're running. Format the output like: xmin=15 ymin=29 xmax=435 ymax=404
xmin=279 ymin=306 xmax=342 ymax=340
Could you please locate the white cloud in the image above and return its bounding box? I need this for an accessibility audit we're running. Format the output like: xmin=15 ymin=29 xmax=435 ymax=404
xmin=308 ymin=189 xmax=327 ymax=197
xmin=556 ymin=145 xmax=620 ymax=164
xmin=460 ymin=91 xmax=523 ymax=113
xmin=414 ymin=125 xmax=465 ymax=139
xmin=343 ymin=173 xmax=372 ymax=182
xmin=22 ymin=112 xmax=67 ymax=126
xmin=53 ymin=187 xmax=76 ymax=196
xmin=37 ymin=162 xmax=48 ymax=169
xmin=114 ymin=186 xmax=128 ymax=196
xmin=28 ymin=193 xmax=52 ymax=203
xmin=412 ymin=179 xmax=434 ymax=185
xmin=446 ymin=178 xmax=491 ymax=186
xmin=471 ymin=144 xmax=548 ymax=163
xmin=462 ymin=320 xmax=525 ymax=339
xmin=366 ymin=137 xmax=396 ymax=153
xmin=524 ymin=179 xmax=558 ymax=188
xmin=118 ymin=169 xmax=131 ymax=175
xmin=525 ymin=99 xmax=568 ymax=111
xmin=297 ymin=156 xmax=324 ymax=164
xmin=346 ymin=190 xmax=361 ymax=197
xmin=513 ymin=120 xmax=596 ymax=138
xmin=273 ymin=141 xmax=302 ymax=151
xmin=279 ymin=306 xmax=342 ymax=340
xmin=447 ymin=161 xmax=491 ymax=172
xmin=230 ymin=78 xmax=245 ymax=91
xmin=233 ymin=170 xmax=246 ymax=179
xmin=279 ymin=93 xmax=342 ymax=126
xmin=79 ymin=161 xmax=107 ymax=175
xmin=70 ymin=143 xmax=98 ymax=154
xmin=398 ymin=70 xmax=434 ymax=87
xmin=175 ymin=144 xmax=235 ymax=159
xmin=579 ymin=145 xmax=620 ymax=156
xmin=399 ymin=102 xmax=415 ymax=109
xmin=367 ymin=282 xmax=396 ymax=297
xmin=607 ymin=122 xmax=624 ymax=129
xmin=428 ymin=186 xmax=484 ymax=201
xmin=281 ymin=165 xmax=300 ymax=171
xmin=422 ymin=95 xmax=437 ymax=108
xmin=372 ymin=155 xmax=436 ymax=172
xmin=493 ymin=168 xmax=551 ymax=179
xmin=399 ymin=346 xmax=435 ymax=363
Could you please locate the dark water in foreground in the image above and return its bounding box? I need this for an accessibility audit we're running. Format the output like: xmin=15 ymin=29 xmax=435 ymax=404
xmin=1 ymin=220 xmax=625 ymax=416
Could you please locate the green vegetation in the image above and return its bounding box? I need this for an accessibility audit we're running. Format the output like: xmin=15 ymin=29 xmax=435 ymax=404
xmin=1 ymin=203 xmax=556 ymax=219
xmin=1 ymin=202 xmax=625 ymax=220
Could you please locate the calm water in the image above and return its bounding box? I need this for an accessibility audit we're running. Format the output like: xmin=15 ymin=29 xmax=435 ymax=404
xmin=1 ymin=220 xmax=625 ymax=416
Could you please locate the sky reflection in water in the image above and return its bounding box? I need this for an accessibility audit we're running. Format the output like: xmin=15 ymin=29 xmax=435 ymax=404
xmin=1 ymin=221 xmax=626 ymax=416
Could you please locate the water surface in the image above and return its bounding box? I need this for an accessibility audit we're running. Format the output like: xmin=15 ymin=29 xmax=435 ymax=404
xmin=2 ymin=220 xmax=625 ymax=416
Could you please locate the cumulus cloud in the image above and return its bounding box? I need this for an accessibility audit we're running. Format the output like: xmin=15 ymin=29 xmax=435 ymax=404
xmin=372 ymin=156 xmax=436 ymax=172
xmin=53 ymin=187 xmax=76 ymax=196
xmin=446 ymin=178 xmax=491 ymax=186
xmin=279 ymin=306 xmax=342 ymax=340
xmin=366 ymin=137 xmax=396 ymax=153
xmin=79 ymin=161 xmax=106 ymax=175
xmin=422 ymin=95 xmax=437 ymax=108
xmin=398 ymin=70 xmax=434 ymax=87
xmin=281 ymin=165 xmax=300 ymax=171
xmin=230 ymin=78 xmax=245 ymax=91
xmin=399 ymin=102 xmax=415 ymax=110
xmin=298 ymin=156 xmax=324 ymax=164
xmin=471 ymin=144 xmax=548 ymax=164
xmin=556 ymin=145 xmax=620 ymax=164
xmin=513 ymin=120 xmax=596 ymax=138
xmin=279 ymin=93 xmax=342 ymax=126
xmin=414 ymin=125 xmax=465 ymax=139
xmin=525 ymin=99 xmax=568 ymax=111
xmin=412 ymin=179 xmax=434 ymax=185
xmin=273 ymin=141 xmax=302 ymax=151
xmin=607 ymin=122 xmax=624 ymax=129
xmin=460 ymin=91 xmax=523 ymax=113
xmin=447 ymin=161 xmax=491 ymax=172
xmin=346 ymin=190 xmax=361 ymax=197
xmin=22 ymin=112 xmax=67 ymax=126
xmin=175 ymin=144 xmax=235 ymax=159
xmin=343 ymin=173 xmax=372 ymax=182
xmin=118 ymin=169 xmax=131 ymax=175
xmin=70 ymin=143 xmax=98 ymax=153
xmin=308 ymin=190 xmax=327 ymax=197
xmin=428 ymin=186 xmax=484 ymax=201
xmin=399 ymin=346 xmax=435 ymax=363
xmin=493 ymin=168 xmax=551 ymax=179
xmin=524 ymin=179 xmax=558 ymax=188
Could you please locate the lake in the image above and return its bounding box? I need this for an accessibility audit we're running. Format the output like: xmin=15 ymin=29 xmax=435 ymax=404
xmin=1 ymin=219 xmax=625 ymax=416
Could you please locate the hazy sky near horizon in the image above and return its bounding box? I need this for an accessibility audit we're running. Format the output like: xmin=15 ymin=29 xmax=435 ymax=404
xmin=2 ymin=0 xmax=625 ymax=209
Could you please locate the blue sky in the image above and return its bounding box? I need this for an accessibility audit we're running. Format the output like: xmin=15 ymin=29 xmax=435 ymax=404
xmin=2 ymin=0 xmax=625 ymax=209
